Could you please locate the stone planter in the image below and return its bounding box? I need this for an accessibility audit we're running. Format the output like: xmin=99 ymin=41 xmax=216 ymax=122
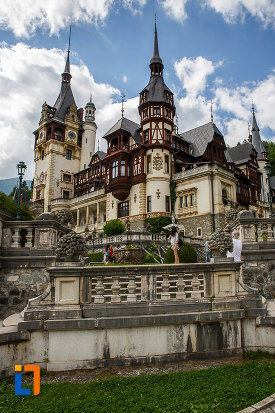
xmin=114 ymin=248 xmax=146 ymax=264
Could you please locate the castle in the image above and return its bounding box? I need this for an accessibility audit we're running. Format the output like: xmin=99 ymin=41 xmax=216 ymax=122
xmin=31 ymin=24 xmax=274 ymax=239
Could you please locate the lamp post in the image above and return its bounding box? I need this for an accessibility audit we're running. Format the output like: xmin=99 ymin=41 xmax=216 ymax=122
xmin=265 ymin=162 xmax=273 ymax=218
xmin=16 ymin=161 xmax=27 ymax=221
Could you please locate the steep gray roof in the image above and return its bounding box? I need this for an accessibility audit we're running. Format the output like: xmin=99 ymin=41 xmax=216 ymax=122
xmin=103 ymin=117 xmax=142 ymax=144
xmin=141 ymin=75 xmax=172 ymax=103
xmin=179 ymin=122 xmax=223 ymax=157
xmin=53 ymin=50 xmax=76 ymax=122
xmin=227 ymin=143 xmax=256 ymax=165
xmin=252 ymin=107 xmax=266 ymax=160
xmin=93 ymin=150 xmax=106 ymax=160
xmin=54 ymin=84 xmax=76 ymax=121
xmin=224 ymin=150 xmax=233 ymax=163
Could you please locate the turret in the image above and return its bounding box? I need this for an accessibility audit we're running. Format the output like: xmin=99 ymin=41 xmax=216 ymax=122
xmin=81 ymin=97 xmax=97 ymax=169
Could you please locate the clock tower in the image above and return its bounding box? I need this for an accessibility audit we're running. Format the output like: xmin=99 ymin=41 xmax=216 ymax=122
xmin=32 ymin=45 xmax=84 ymax=215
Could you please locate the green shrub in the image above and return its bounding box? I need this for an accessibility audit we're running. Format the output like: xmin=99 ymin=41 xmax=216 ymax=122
xmin=146 ymin=216 xmax=171 ymax=233
xmin=103 ymin=219 xmax=126 ymax=236
xmin=0 ymin=191 xmax=33 ymax=220
xmin=88 ymin=252 xmax=104 ymax=262
xmin=262 ymin=233 xmax=267 ymax=242
xmin=164 ymin=242 xmax=197 ymax=264
xmin=142 ymin=253 xmax=157 ymax=264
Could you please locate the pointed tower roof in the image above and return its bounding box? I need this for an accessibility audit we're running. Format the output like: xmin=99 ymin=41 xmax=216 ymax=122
xmin=251 ymin=105 xmax=266 ymax=160
xmin=53 ymin=29 xmax=76 ymax=122
xmin=150 ymin=21 xmax=163 ymax=66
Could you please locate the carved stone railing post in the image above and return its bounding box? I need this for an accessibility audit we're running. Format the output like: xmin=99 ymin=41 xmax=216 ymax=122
xmin=257 ymin=224 xmax=263 ymax=242
xmin=267 ymin=224 xmax=274 ymax=242
xmin=161 ymin=274 xmax=170 ymax=300
xmin=11 ymin=228 xmax=21 ymax=248
xmin=111 ymin=276 xmax=121 ymax=303
xmin=191 ymin=274 xmax=201 ymax=299
xmin=127 ymin=274 xmax=137 ymax=302
xmin=25 ymin=230 xmax=33 ymax=248
xmin=94 ymin=276 xmax=105 ymax=304
xmin=176 ymin=273 xmax=186 ymax=300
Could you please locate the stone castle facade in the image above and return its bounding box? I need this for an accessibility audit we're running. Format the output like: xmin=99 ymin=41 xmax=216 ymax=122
xmin=31 ymin=24 xmax=274 ymax=239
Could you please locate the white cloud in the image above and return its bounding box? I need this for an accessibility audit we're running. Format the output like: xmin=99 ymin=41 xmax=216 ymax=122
xmin=158 ymin=0 xmax=189 ymax=22
xmin=202 ymin=0 xmax=275 ymax=30
xmin=213 ymin=71 xmax=275 ymax=146
xmin=174 ymin=56 xmax=220 ymax=97
xmin=0 ymin=0 xmax=147 ymax=38
xmin=176 ymin=95 xmax=212 ymax=131
xmin=0 ymin=42 xmax=120 ymax=179
xmin=122 ymin=75 xmax=128 ymax=83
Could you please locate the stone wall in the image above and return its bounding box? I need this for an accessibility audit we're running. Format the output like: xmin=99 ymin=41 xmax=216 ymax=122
xmin=178 ymin=213 xmax=225 ymax=239
xmin=0 ymin=257 xmax=55 ymax=319
xmin=0 ymin=310 xmax=274 ymax=378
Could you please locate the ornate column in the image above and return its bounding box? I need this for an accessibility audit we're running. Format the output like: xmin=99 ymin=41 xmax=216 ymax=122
xmin=86 ymin=205 xmax=90 ymax=226
xmin=76 ymin=209 xmax=80 ymax=227
xmin=25 ymin=229 xmax=33 ymax=248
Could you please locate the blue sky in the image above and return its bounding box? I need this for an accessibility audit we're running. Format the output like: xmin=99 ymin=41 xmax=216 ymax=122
xmin=0 ymin=0 xmax=275 ymax=180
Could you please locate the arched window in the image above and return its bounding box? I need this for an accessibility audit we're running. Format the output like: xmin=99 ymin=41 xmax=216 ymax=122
xmin=222 ymin=189 xmax=228 ymax=205
xmin=121 ymin=160 xmax=126 ymax=176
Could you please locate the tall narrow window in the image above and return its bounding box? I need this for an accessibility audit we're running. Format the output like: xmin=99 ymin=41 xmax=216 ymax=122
xmin=165 ymin=131 xmax=170 ymax=141
xmin=153 ymin=107 xmax=161 ymax=116
xmin=185 ymin=195 xmax=189 ymax=207
xmin=121 ymin=160 xmax=126 ymax=176
xmin=147 ymin=196 xmax=151 ymax=212
xmin=112 ymin=160 xmax=118 ymax=178
xmin=118 ymin=201 xmax=129 ymax=218
xmin=166 ymin=196 xmax=170 ymax=212
xmin=41 ymin=150 xmax=44 ymax=160
xmin=165 ymin=155 xmax=169 ymax=173
xmin=147 ymin=155 xmax=151 ymax=173
xmin=190 ymin=193 xmax=195 ymax=206
xmin=66 ymin=149 xmax=72 ymax=160
xmin=144 ymin=130 xmax=149 ymax=141
xmin=180 ymin=196 xmax=183 ymax=208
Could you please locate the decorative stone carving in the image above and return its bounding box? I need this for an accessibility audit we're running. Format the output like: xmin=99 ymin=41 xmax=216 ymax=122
xmin=208 ymin=230 xmax=233 ymax=257
xmin=55 ymin=233 xmax=88 ymax=261
xmin=153 ymin=154 xmax=163 ymax=171
xmin=56 ymin=209 xmax=73 ymax=225
xmin=161 ymin=274 xmax=170 ymax=300
xmin=176 ymin=274 xmax=186 ymax=300
xmin=127 ymin=275 xmax=137 ymax=302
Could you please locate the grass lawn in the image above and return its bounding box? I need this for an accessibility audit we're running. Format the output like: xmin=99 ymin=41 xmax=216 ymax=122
xmin=0 ymin=361 xmax=274 ymax=413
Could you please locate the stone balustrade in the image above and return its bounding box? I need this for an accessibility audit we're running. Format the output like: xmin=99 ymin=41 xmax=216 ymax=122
xmin=93 ymin=231 xmax=167 ymax=248
xmin=230 ymin=210 xmax=275 ymax=244
xmin=1 ymin=219 xmax=70 ymax=252
xmin=25 ymin=261 xmax=243 ymax=319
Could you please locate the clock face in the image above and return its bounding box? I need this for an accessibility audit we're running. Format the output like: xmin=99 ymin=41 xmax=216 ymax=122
xmin=68 ymin=130 xmax=76 ymax=139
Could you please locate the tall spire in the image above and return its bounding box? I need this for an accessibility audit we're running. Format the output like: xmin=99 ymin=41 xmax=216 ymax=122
xmin=251 ymin=103 xmax=266 ymax=160
xmin=150 ymin=16 xmax=163 ymax=76
xmin=210 ymin=100 xmax=213 ymax=123
xmin=62 ymin=25 xmax=72 ymax=83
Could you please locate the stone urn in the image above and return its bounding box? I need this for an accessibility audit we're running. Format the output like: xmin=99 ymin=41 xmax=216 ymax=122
xmin=114 ymin=248 xmax=146 ymax=264
xmin=208 ymin=230 xmax=233 ymax=258
xmin=55 ymin=233 xmax=88 ymax=262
